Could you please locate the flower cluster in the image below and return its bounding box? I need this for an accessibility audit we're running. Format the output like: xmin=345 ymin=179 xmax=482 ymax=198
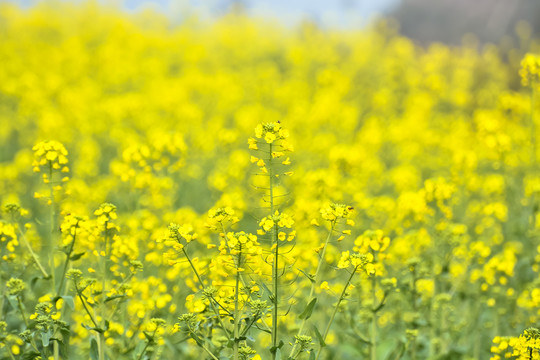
xmin=337 ymin=251 xmax=375 ymax=275
xmin=320 ymin=203 xmax=354 ymax=222
xmin=257 ymin=211 xmax=295 ymax=240
xmin=520 ymin=53 xmax=540 ymax=86
xmin=32 ymin=140 xmax=69 ymax=174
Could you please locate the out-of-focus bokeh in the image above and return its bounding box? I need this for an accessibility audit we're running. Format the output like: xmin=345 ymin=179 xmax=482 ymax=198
xmin=2 ymin=1 xmax=540 ymax=360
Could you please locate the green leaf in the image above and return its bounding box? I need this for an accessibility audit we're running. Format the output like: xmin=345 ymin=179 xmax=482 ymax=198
xmin=62 ymin=295 xmax=75 ymax=310
xmin=90 ymin=338 xmax=99 ymax=360
xmin=105 ymin=294 xmax=127 ymax=303
xmin=41 ymin=331 xmax=51 ymax=347
xmin=70 ymin=252 xmax=86 ymax=261
xmin=313 ymin=326 xmax=326 ymax=348
xmin=275 ymin=348 xmax=282 ymax=360
xmin=298 ymin=298 xmax=317 ymax=320
xmin=297 ymin=268 xmax=315 ymax=283
xmin=259 ymin=281 xmax=273 ymax=299
xmin=21 ymin=350 xmax=41 ymax=360
xmin=6 ymin=295 xmax=18 ymax=310
xmin=189 ymin=332 xmax=204 ymax=346
xmin=309 ymin=351 xmax=316 ymax=360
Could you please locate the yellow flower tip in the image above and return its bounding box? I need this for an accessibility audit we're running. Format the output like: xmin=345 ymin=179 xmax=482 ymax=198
xmin=310 ymin=219 xmax=320 ymax=226
xmin=51 ymin=312 xmax=61 ymax=320
xmin=254 ymin=124 xmax=263 ymax=138
xmin=342 ymin=230 xmax=351 ymax=235
xmin=320 ymin=281 xmax=330 ymax=291
xmin=11 ymin=345 xmax=20 ymax=355
xmin=282 ymin=157 xmax=291 ymax=165
xmin=207 ymin=244 xmax=217 ymax=249
xmin=264 ymin=132 xmax=276 ymax=143
xmin=88 ymin=267 xmax=96 ymax=273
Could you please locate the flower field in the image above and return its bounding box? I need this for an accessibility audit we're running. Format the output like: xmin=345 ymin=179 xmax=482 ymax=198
xmin=2 ymin=2 xmax=540 ymax=359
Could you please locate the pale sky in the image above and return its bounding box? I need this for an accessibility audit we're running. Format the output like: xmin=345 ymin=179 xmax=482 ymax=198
xmin=4 ymin=0 xmax=400 ymax=29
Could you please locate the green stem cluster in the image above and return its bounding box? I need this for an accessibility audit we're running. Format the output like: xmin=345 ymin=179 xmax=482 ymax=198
xmin=268 ymin=142 xmax=280 ymax=360
xmin=288 ymin=221 xmax=336 ymax=359
xmin=315 ymin=266 xmax=358 ymax=360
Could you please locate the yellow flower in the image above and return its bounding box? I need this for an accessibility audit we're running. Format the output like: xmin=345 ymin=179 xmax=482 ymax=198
xmin=320 ymin=281 xmax=330 ymax=291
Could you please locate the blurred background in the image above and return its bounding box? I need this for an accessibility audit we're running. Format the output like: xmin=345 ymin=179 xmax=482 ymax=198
xmin=6 ymin=0 xmax=540 ymax=44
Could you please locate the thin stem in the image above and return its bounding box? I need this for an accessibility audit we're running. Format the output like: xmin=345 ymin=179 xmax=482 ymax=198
xmin=268 ymin=142 xmax=279 ymax=360
xmin=315 ymin=267 xmax=357 ymax=360
xmin=136 ymin=328 xmax=157 ymax=360
xmin=57 ymin=223 xmax=79 ymax=296
xmin=17 ymin=296 xmax=29 ymax=328
xmin=17 ymin=227 xmax=49 ymax=278
xmin=98 ymin=222 xmax=109 ymax=360
xmin=48 ymin=161 xmax=57 ymax=292
xmin=371 ymin=275 xmax=377 ymax=360
xmin=220 ymin=223 xmax=272 ymax=334
xmin=137 ymin=342 xmax=151 ymax=360
xmin=531 ymin=82 xmax=537 ymax=167
xmin=288 ymin=221 xmax=336 ymax=358
xmin=233 ymin=248 xmax=242 ymax=360
xmin=75 ymin=286 xmax=100 ymax=330
xmin=182 ymin=247 xmax=232 ymax=339
xmin=200 ymin=342 xmax=220 ymax=360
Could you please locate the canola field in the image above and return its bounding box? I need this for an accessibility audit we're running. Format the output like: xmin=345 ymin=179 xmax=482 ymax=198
xmin=2 ymin=2 xmax=540 ymax=360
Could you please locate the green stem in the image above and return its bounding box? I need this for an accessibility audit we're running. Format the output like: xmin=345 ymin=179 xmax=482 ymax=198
xmin=137 ymin=342 xmax=151 ymax=360
xmin=17 ymin=296 xmax=28 ymax=328
xmin=200 ymin=342 xmax=220 ymax=360
xmin=410 ymin=267 xmax=417 ymax=360
xmin=233 ymin=247 xmax=242 ymax=360
xmin=8 ymin=348 xmax=16 ymax=360
xmin=98 ymin=222 xmax=110 ymax=360
xmin=531 ymin=82 xmax=537 ymax=167
xmin=57 ymin=223 xmax=79 ymax=296
xmin=371 ymin=275 xmax=377 ymax=360
xmin=18 ymin=227 xmax=49 ymax=278
xmin=220 ymin=224 xmax=273 ymax=334
xmin=288 ymin=221 xmax=336 ymax=358
xmin=48 ymin=161 xmax=57 ymax=293
xmin=136 ymin=328 xmax=157 ymax=360
xmin=315 ymin=267 xmax=357 ymax=360
xmin=268 ymin=142 xmax=280 ymax=360
xmin=182 ymin=247 xmax=232 ymax=339
xmin=75 ymin=288 xmax=100 ymax=330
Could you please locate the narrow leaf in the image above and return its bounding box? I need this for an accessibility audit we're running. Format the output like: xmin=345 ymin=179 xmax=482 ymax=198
xmin=62 ymin=295 xmax=75 ymax=310
xmin=90 ymin=338 xmax=99 ymax=360
xmin=298 ymin=298 xmax=317 ymax=320
xmin=41 ymin=331 xmax=50 ymax=347
xmin=297 ymin=268 xmax=315 ymax=283
xmin=70 ymin=252 xmax=86 ymax=261
xmin=313 ymin=326 xmax=326 ymax=347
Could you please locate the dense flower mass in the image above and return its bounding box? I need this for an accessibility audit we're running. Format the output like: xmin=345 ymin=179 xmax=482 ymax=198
xmin=1 ymin=2 xmax=540 ymax=359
